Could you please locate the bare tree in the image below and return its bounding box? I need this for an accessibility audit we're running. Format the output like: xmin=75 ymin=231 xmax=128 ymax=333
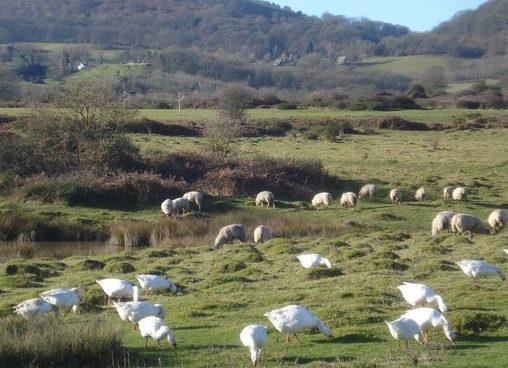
xmin=217 ymin=84 xmax=254 ymax=122
xmin=55 ymin=78 xmax=137 ymax=137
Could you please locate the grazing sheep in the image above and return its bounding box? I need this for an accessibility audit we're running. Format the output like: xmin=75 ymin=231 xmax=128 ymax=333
xmin=255 ymin=191 xmax=275 ymax=207
xmin=161 ymin=199 xmax=175 ymax=217
xmin=253 ymin=225 xmax=272 ymax=244
xmin=172 ymin=197 xmax=191 ymax=215
xmin=214 ymin=224 xmax=247 ymax=250
xmin=358 ymin=184 xmax=378 ymax=201
xmin=390 ymin=188 xmax=402 ymax=205
xmin=488 ymin=209 xmax=507 ymax=234
xmin=431 ymin=211 xmax=455 ymax=237
xmin=340 ymin=192 xmax=357 ymax=208
xmin=443 ymin=186 xmax=455 ymax=202
xmin=450 ymin=213 xmax=489 ymax=238
xmin=183 ymin=191 xmax=204 ymax=211
xmin=452 ymin=187 xmax=467 ymax=203
xmin=414 ymin=187 xmax=426 ymax=202
xmin=312 ymin=192 xmax=332 ymax=208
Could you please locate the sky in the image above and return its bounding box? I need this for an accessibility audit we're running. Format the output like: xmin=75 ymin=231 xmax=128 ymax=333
xmin=272 ymin=0 xmax=488 ymax=32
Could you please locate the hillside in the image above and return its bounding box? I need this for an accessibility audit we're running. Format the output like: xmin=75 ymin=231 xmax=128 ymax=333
xmin=0 ymin=0 xmax=409 ymax=61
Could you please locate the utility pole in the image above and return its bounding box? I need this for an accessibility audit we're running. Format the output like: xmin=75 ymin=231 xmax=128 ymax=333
xmin=123 ymin=90 xmax=131 ymax=109
xmin=177 ymin=92 xmax=185 ymax=115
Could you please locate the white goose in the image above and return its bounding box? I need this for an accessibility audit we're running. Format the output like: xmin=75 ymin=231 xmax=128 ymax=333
xmin=96 ymin=278 xmax=140 ymax=303
xmin=138 ymin=316 xmax=177 ymax=349
xmin=136 ymin=274 xmax=177 ymax=294
xmin=40 ymin=288 xmax=82 ymax=315
xmin=14 ymin=297 xmax=57 ymax=319
xmin=296 ymin=254 xmax=332 ymax=269
xmin=401 ymin=307 xmax=455 ymax=345
xmin=385 ymin=317 xmax=423 ymax=348
xmin=264 ymin=304 xmax=333 ymax=342
xmin=503 ymin=249 xmax=508 ymax=256
xmin=113 ymin=301 xmax=165 ymax=330
xmin=456 ymin=260 xmax=505 ymax=286
xmin=397 ymin=282 xmax=448 ymax=312
xmin=240 ymin=324 xmax=268 ymax=366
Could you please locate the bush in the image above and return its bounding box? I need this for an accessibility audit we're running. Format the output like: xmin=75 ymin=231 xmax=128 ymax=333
xmin=302 ymin=122 xmax=354 ymax=141
xmin=277 ymin=102 xmax=298 ymax=110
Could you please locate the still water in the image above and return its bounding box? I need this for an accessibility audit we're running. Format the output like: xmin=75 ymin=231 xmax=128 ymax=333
xmin=0 ymin=241 xmax=123 ymax=261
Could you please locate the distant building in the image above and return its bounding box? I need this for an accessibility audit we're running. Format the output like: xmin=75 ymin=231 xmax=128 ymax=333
xmin=76 ymin=62 xmax=88 ymax=71
xmin=335 ymin=56 xmax=350 ymax=65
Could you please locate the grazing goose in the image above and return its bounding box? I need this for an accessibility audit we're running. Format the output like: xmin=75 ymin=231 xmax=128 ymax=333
xmin=136 ymin=275 xmax=177 ymax=294
xmin=264 ymin=304 xmax=332 ymax=342
xmin=456 ymin=260 xmax=505 ymax=286
xmin=240 ymin=324 xmax=268 ymax=366
xmin=14 ymin=297 xmax=57 ymax=319
xmin=397 ymin=282 xmax=448 ymax=312
xmin=96 ymin=278 xmax=139 ymax=303
xmin=138 ymin=316 xmax=177 ymax=349
xmin=296 ymin=254 xmax=332 ymax=269
xmin=40 ymin=288 xmax=82 ymax=315
xmin=401 ymin=307 xmax=455 ymax=345
xmin=385 ymin=317 xmax=423 ymax=348
xmin=113 ymin=301 xmax=165 ymax=330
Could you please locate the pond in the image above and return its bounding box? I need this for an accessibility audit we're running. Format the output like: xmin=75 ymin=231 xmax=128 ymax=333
xmin=0 ymin=241 xmax=123 ymax=262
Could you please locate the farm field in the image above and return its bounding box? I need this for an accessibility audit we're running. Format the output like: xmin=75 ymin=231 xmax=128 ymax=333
xmin=2 ymin=107 xmax=508 ymax=124
xmin=0 ymin=122 xmax=507 ymax=367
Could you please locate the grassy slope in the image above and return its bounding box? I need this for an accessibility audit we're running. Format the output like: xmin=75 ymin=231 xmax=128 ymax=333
xmin=1 ymin=127 xmax=508 ymax=367
xmin=353 ymin=55 xmax=472 ymax=75
xmin=2 ymin=107 xmax=508 ymax=124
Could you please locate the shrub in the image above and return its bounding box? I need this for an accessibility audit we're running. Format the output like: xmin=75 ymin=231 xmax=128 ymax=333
xmin=277 ymin=102 xmax=298 ymax=110
xmin=104 ymin=261 xmax=136 ymax=274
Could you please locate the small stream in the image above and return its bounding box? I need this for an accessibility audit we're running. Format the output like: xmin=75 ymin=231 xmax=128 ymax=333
xmin=0 ymin=241 xmax=123 ymax=262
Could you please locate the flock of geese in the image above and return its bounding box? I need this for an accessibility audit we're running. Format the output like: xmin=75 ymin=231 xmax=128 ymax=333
xmin=12 ymin=247 xmax=507 ymax=365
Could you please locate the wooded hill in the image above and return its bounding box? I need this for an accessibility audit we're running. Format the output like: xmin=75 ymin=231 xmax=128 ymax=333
xmin=2 ymin=0 xmax=505 ymax=61
xmin=0 ymin=0 xmax=507 ymax=104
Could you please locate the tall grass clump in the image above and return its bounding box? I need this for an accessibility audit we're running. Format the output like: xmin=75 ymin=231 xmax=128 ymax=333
xmin=0 ymin=315 xmax=123 ymax=368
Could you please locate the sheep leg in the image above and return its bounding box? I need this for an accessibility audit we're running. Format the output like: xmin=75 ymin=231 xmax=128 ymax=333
xmin=145 ymin=337 xmax=148 ymax=348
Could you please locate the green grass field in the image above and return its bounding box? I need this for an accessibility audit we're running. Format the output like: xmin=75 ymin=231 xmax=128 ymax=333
xmin=1 ymin=122 xmax=507 ymax=367
xmin=2 ymin=107 xmax=508 ymax=124
xmin=353 ymin=55 xmax=470 ymax=75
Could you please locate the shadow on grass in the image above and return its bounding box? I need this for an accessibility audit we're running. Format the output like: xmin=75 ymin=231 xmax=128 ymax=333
xmin=458 ymin=335 xmax=508 ymax=344
xmin=176 ymin=324 xmax=219 ymax=331
xmin=316 ymin=333 xmax=385 ymax=344
xmin=472 ymin=202 xmax=508 ymax=210
xmin=278 ymin=355 xmax=354 ymax=364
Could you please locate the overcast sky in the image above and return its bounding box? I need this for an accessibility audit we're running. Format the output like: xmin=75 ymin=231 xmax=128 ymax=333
xmin=272 ymin=0 xmax=488 ymax=32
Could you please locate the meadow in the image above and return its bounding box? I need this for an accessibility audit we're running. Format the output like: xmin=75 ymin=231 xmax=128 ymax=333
xmin=0 ymin=116 xmax=507 ymax=367
xmin=2 ymin=106 xmax=508 ymax=124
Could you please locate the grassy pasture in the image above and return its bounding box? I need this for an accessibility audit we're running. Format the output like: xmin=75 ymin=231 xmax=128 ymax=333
xmin=353 ymin=55 xmax=471 ymax=75
xmin=0 ymin=124 xmax=507 ymax=367
xmin=2 ymin=107 xmax=508 ymax=124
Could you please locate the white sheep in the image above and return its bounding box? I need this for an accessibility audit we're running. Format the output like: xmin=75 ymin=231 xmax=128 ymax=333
xmin=450 ymin=213 xmax=489 ymax=238
xmin=214 ymin=224 xmax=247 ymax=250
xmin=358 ymin=184 xmax=378 ymax=201
xmin=340 ymin=192 xmax=357 ymax=208
xmin=172 ymin=197 xmax=191 ymax=215
xmin=443 ymin=186 xmax=455 ymax=202
xmin=431 ymin=211 xmax=455 ymax=237
xmin=452 ymin=187 xmax=467 ymax=203
xmin=312 ymin=192 xmax=332 ymax=208
xmin=161 ymin=199 xmax=175 ymax=217
xmin=390 ymin=188 xmax=402 ymax=205
xmin=488 ymin=209 xmax=507 ymax=234
xmin=253 ymin=225 xmax=272 ymax=244
xmin=183 ymin=191 xmax=203 ymax=211
xmin=255 ymin=191 xmax=275 ymax=207
xmin=414 ymin=187 xmax=426 ymax=202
